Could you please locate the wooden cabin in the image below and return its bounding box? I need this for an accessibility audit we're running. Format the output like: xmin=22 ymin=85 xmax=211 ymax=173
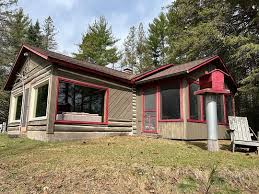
xmin=4 ymin=45 xmax=237 ymax=141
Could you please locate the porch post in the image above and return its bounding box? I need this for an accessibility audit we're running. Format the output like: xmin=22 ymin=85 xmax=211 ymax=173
xmin=205 ymin=94 xmax=219 ymax=152
xmin=46 ymin=67 xmax=58 ymax=134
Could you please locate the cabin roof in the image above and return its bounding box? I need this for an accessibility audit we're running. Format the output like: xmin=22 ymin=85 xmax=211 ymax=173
xmin=4 ymin=44 xmax=237 ymax=91
xmin=134 ymin=56 xmax=237 ymax=87
xmin=4 ymin=44 xmax=134 ymax=90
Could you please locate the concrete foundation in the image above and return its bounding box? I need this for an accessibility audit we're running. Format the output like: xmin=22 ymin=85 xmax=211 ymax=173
xmin=27 ymin=131 xmax=131 ymax=142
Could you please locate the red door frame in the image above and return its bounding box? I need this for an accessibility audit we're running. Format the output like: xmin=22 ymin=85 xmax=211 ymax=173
xmin=142 ymin=85 xmax=158 ymax=133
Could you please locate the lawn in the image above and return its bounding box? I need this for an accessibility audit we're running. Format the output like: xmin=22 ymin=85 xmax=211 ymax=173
xmin=0 ymin=134 xmax=258 ymax=193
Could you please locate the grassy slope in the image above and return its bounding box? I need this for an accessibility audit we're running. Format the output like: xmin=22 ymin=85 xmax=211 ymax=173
xmin=0 ymin=134 xmax=258 ymax=193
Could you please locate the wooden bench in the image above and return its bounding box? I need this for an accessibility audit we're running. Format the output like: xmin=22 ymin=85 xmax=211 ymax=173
xmin=228 ymin=116 xmax=259 ymax=154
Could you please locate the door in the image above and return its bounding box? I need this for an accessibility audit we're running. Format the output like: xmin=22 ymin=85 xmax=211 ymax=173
xmin=143 ymin=87 xmax=157 ymax=133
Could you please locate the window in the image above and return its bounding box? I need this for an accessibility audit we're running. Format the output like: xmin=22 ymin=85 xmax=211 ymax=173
xmin=203 ymin=95 xmax=224 ymax=123
xmin=15 ymin=95 xmax=23 ymax=120
xmin=56 ymin=80 xmax=106 ymax=123
xmin=160 ymin=81 xmax=181 ymax=120
xmin=189 ymin=83 xmax=202 ymax=120
xmin=216 ymin=95 xmax=224 ymax=123
xmin=35 ymin=84 xmax=49 ymax=117
xmin=203 ymin=94 xmax=234 ymax=124
xmin=226 ymin=95 xmax=233 ymax=122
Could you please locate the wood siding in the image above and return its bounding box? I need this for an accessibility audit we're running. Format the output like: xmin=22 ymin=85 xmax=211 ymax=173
xmin=8 ymin=54 xmax=134 ymax=141
xmin=56 ymin=68 xmax=133 ymax=121
xmin=8 ymin=53 xmax=52 ymax=132
xmin=158 ymin=122 xmax=185 ymax=139
xmin=135 ymin=63 xmax=231 ymax=140
xmin=109 ymin=87 xmax=132 ymax=120
xmin=185 ymin=122 xmax=229 ymax=139
xmin=13 ymin=53 xmax=51 ymax=90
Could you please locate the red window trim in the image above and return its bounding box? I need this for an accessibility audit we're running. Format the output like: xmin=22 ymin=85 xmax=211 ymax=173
xmin=142 ymin=85 xmax=158 ymax=133
xmin=54 ymin=77 xmax=109 ymax=125
xmin=158 ymin=79 xmax=183 ymax=122
xmin=57 ymin=77 xmax=107 ymax=90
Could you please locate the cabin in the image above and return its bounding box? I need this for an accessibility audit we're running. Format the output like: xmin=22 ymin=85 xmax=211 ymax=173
xmin=4 ymin=45 xmax=237 ymax=141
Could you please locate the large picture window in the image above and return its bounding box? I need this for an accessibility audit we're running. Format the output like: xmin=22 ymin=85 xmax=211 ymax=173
xmin=160 ymin=81 xmax=181 ymax=120
xmin=189 ymin=83 xmax=202 ymax=120
xmin=56 ymin=80 xmax=106 ymax=123
xmin=35 ymin=84 xmax=49 ymax=117
xmin=15 ymin=95 xmax=23 ymax=120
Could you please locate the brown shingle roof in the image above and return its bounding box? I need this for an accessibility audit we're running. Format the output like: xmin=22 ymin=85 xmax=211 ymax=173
xmin=4 ymin=44 xmax=136 ymax=90
xmin=24 ymin=44 xmax=135 ymax=81
xmin=4 ymin=44 xmax=236 ymax=91
xmin=135 ymin=56 xmax=218 ymax=84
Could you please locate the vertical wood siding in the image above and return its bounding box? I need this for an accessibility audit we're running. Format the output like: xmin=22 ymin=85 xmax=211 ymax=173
xmin=158 ymin=122 xmax=185 ymax=139
xmin=185 ymin=122 xmax=229 ymax=139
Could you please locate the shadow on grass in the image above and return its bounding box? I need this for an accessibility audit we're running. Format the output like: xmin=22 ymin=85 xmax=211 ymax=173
xmin=186 ymin=141 xmax=231 ymax=152
xmin=186 ymin=140 xmax=257 ymax=155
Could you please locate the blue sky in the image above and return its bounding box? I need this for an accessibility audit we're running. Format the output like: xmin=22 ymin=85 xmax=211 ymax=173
xmin=18 ymin=0 xmax=171 ymax=56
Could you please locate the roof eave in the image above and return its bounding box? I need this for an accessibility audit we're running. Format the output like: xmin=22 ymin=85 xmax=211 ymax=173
xmin=49 ymin=57 xmax=132 ymax=85
xmin=4 ymin=46 xmax=27 ymax=90
xmin=132 ymin=63 xmax=175 ymax=83
xmin=135 ymin=71 xmax=186 ymax=85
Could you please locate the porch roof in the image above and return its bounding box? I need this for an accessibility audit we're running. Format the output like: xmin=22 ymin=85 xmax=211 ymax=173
xmin=134 ymin=56 xmax=237 ymax=87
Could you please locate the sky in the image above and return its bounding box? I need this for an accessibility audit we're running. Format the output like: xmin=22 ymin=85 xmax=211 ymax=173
xmin=18 ymin=0 xmax=172 ymax=56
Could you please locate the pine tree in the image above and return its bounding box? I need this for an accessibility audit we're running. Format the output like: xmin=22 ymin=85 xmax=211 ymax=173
xmin=0 ymin=0 xmax=17 ymax=122
xmin=122 ymin=26 xmax=137 ymax=71
xmin=74 ymin=16 xmax=120 ymax=66
xmin=26 ymin=20 xmax=43 ymax=48
xmin=6 ymin=8 xmax=30 ymax=64
xmin=166 ymin=0 xmax=226 ymax=63
xmin=147 ymin=12 xmax=168 ymax=67
xmin=42 ymin=16 xmax=57 ymax=50
xmin=122 ymin=24 xmax=152 ymax=73
xmin=136 ymin=23 xmax=152 ymax=73
xmin=0 ymin=0 xmax=17 ymax=66
xmin=165 ymin=0 xmax=259 ymax=129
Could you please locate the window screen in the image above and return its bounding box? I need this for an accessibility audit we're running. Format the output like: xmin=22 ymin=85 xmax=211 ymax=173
xmin=160 ymin=81 xmax=181 ymax=120
xmin=57 ymin=81 xmax=105 ymax=122
xmin=35 ymin=84 xmax=49 ymax=117
xmin=15 ymin=95 xmax=23 ymax=120
xmin=143 ymin=88 xmax=157 ymax=131
xmin=216 ymin=95 xmax=224 ymax=123
xmin=144 ymin=88 xmax=156 ymax=111
xmin=189 ymin=83 xmax=202 ymax=120
xmin=226 ymin=95 xmax=233 ymax=122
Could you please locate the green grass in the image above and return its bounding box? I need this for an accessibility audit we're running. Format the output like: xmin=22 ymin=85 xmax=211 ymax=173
xmin=0 ymin=134 xmax=258 ymax=193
